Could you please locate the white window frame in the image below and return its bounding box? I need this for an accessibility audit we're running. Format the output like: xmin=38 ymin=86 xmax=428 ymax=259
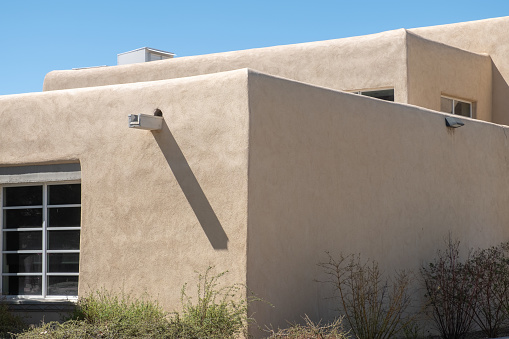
xmin=440 ymin=95 xmax=473 ymax=118
xmin=0 ymin=181 xmax=80 ymax=301
xmin=350 ymin=87 xmax=395 ymax=101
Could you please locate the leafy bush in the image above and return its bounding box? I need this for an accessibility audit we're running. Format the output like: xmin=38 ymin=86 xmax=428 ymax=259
xmin=15 ymin=268 xmax=256 ymax=338
xmin=318 ymin=252 xmax=415 ymax=339
xmin=72 ymin=290 xmax=165 ymax=322
xmin=0 ymin=299 xmax=26 ymax=337
xmin=15 ymin=320 xmax=114 ymax=339
xmin=16 ymin=291 xmax=169 ymax=339
xmin=421 ymin=237 xmax=478 ymax=339
xmin=70 ymin=289 xmax=169 ymax=337
xmin=168 ymin=267 xmax=253 ymax=339
xmin=265 ymin=314 xmax=350 ymax=339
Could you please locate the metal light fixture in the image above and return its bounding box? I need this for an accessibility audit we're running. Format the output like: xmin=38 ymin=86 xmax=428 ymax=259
xmin=445 ymin=116 xmax=464 ymax=128
xmin=128 ymin=109 xmax=163 ymax=130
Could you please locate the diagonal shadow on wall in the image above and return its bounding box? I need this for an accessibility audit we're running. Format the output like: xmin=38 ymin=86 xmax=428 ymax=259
xmin=153 ymin=120 xmax=229 ymax=250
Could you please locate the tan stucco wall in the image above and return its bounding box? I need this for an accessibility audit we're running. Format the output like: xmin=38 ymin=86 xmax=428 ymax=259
xmin=410 ymin=16 xmax=509 ymax=125
xmin=3 ymin=64 xmax=509 ymax=335
xmin=43 ymin=30 xmax=409 ymax=103
xmin=0 ymin=70 xmax=251 ymax=311
xmin=406 ymin=31 xmax=492 ymax=121
xmin=246 ymin=70 xmax=509 ymax=333
xmin=42 ymin=17 xmax=509 ymax=126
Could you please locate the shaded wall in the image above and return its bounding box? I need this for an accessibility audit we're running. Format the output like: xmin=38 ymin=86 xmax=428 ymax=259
xmin=410 ymin=16 xmax=509 ymax=125
xmin=0 ymin=70 xmax=251 ymax=311
xmin=246 ymin=71 xmax=509 ymax=333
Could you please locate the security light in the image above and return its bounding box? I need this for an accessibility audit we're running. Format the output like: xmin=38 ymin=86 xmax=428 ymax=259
xmin=128 ymin=113 xmax=163 ymax=130
xmin=445 ymin=116 xmax=464 ymax=128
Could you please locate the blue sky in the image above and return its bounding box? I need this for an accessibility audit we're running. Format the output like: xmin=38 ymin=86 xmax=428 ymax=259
xmin=1 ymin=1 xmax=508 ymax=96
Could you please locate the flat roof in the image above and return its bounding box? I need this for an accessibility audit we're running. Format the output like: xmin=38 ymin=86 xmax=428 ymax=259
xmin=117 ymin=47 xmax=175 ymax=57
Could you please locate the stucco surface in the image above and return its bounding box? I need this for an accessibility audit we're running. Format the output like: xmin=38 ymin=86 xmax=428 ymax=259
xmin=406 ymin=31 xmax=492 ymax=121
xmin=0 ymin=69 xmax=250 ymax=311
xmin=42 ymin=17 xmax=509 ymax=127
xmin=246 ymin=71 xmax=509 ymax=333
xmin=3 ymin=64 xmax=509 ymax=335
xmin=43 ymin=30 xmax=408 ymax=103
xmin=410 ymin=16 xmax=509 ymax=125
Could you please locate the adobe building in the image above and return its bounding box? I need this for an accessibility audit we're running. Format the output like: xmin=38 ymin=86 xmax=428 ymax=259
xmin=1 ymin=16 xmax=509 ymax=335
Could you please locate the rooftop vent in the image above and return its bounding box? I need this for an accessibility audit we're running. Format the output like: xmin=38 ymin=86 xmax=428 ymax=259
xmin=117 ymin=47 xmax=175 ymax=65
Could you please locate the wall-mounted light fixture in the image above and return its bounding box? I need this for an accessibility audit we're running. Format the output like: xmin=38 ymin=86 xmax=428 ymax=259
xmin=445 ymin=116 xmax=464 ymax=128
xmin=128 ymin=109 xmax=163 ymax=130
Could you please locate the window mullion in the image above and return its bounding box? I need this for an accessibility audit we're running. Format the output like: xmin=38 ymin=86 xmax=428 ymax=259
xmin=1 ymin=181 xmax=80 ymax=298
xmin=0 ymin=186 xmax=3 ymax=295
xmin=42 ymin=184 xmax=47 ymax=298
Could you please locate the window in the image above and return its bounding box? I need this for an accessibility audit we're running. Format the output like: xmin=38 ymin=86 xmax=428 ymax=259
xmin=1 ymin=180 xmax=80 ymax=299
xmin=440 ymin=96 xmax=472 ymax=118
xmin=352 ymin=88 xmax=395 ymax=102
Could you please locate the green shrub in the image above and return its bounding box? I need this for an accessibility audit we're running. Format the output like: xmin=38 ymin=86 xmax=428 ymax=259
xmin=0 ymin=299 xmax=26 ymax=337
xmin=16 ymin=320 xmax=172 ymax=339
xmin=16 ymin=291 xmax=169 ymax=338
xmin=168 ymin=267 xmax=253 ymax=339
xmin=71 ymin=289 xmax=165 ymax=322
xmin=70 ymin=289 xmax=169 ymax=337
xmin=16 ymin=320 xmax=108 ymax=339
xmin=265 ymin=315 xmax=350 ymax=339
xmin=15 ymin=268 xmax=257 ymax=338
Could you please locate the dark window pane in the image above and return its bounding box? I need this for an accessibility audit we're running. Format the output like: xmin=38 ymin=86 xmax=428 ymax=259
xmin=361 ymin=89 xmax=394 ymax=102
xmin=48 ymin=230 xmax=80 ymax=250
xmin=47 ymin=276 xmax=78 ymax=296
xmin=3 ymin=186 xmax=42 ymax=207
xmin=48 ymin=184 xmax=81 ymax=205
xmin=4 ymin=208 xmax=42 ymax=228
xmin=441 ymin=97 xmax=453 ymax=113
xmin=48 ymin=253 xmax=79 ymax=273
xmin=2 ymin=276 xmax=42 ymax=296
xmin=455 ymin=101 xmax=471 ymax=117
xmin=48 ymin=207 xmax=80 ymax=227
xmin=3 ymin=253 xmax=42 ymax=273
xmin=4 ymin=231 xmax=42 ymax=251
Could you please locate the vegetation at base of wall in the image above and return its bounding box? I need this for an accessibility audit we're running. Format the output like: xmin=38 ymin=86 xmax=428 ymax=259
xmin=0 ymin=299 xmax=26 ymax=338
xmin=469 ymin=242 xmax=509 ymax=338
xmin=318 ymin=252 xmax=416 ymax=339
xmin=13 ymin=320 xmax=168 ymax=339
xmin=14 ymin=268 xmax=256 ymax=338
xmin=168 ymin=267 xmax=256 ymax=338
xmin=265 ymin=314 xmax=350 ymax=339
xmin=15 ymin=291 xmax=169 ymax=338
xmin=421 ymin=237 xmax=509 ymax=339
xmin=421 ymin=237 xmax=477 ymax=339
xmin=69 ymin=289 xmax=169 ymax=336
xmin=11 ymin=241 xmax=509 ymax=339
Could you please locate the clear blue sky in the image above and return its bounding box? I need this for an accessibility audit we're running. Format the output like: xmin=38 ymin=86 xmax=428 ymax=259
xmin=1 ymin=1 xmax=508 ymax=96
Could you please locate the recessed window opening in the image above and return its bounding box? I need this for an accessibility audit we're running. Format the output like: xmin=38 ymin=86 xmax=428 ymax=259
xmin=440 ymin=96 xmax=472 ymax=118
xmin=0 ymin=164 xmax=81 ymax=300
xmin=352 ymin=88 xmax=394 ymax=102
xmin=1 ymin=183 xmax=80 ymax=299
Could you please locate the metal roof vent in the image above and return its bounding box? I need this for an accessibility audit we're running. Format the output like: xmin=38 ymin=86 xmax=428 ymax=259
xmin=117 ymin=47 xmax=175 ymax=65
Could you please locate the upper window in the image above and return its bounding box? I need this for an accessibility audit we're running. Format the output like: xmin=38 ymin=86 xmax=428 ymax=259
xmin=440 ymin=96 xmax=472 ymax=118
xmin=1 ymin=181 xmax=81 ymax=299
xmin=352 ymin=89 xmax=395 ymax=102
